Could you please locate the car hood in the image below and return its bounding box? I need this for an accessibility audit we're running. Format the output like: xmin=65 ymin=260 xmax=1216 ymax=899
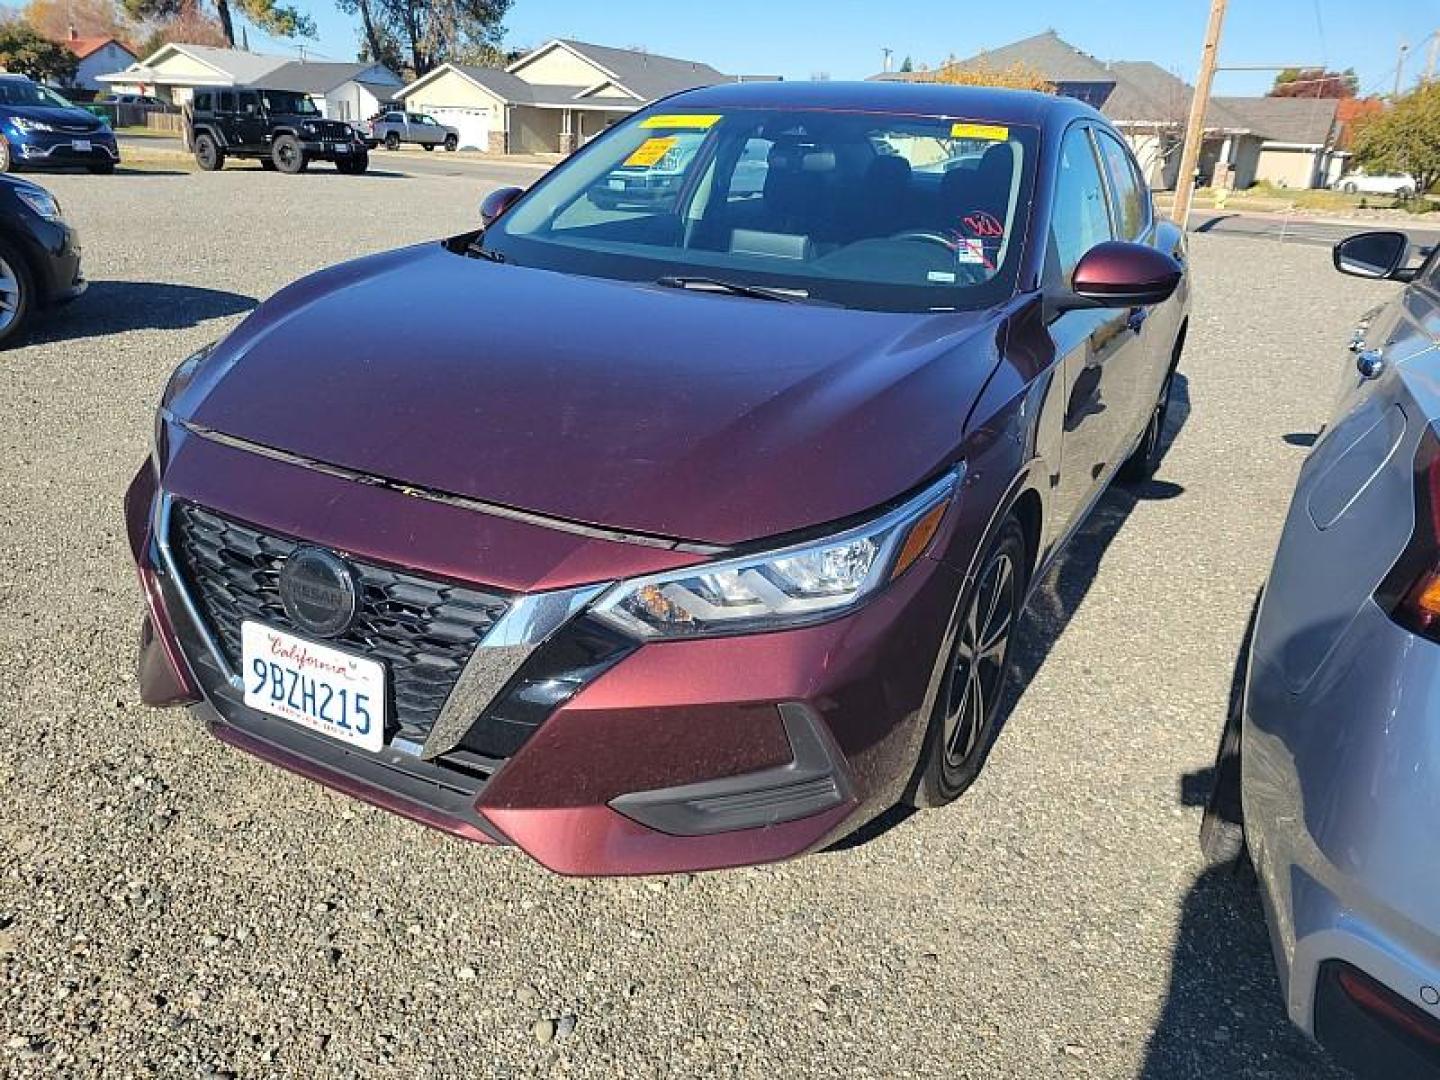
xmin=181 ymin=243 xmax=1004 ymax=546
xmin=4 ymin=104 xmax=103 ymax=130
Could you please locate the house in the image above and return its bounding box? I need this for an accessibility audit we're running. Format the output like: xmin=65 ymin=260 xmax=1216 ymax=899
xmin=1212 ymin=96 xmax=1346 ymax=189
xmin=870 ymin=31 xmax=1347 ymax=190
xmin=96 ymin=44 xmax=290 ymax=104
xmin=397 ymin=38 xmax=735 ymax=154
xmin=256 ymin=61 xmax=403 ymax=123
xmin=57 ymin=34 xmax=138 ymax=93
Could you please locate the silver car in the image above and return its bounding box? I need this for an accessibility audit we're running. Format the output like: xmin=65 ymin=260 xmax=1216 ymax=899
xmin=1203 ymin=229 xmax=1440 ymax=1079
xmin=369 ymin=110 xmax=458 ymax=152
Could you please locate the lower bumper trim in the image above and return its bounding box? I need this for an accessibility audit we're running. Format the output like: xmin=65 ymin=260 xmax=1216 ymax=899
xmin=608 ymin=702 xmax=854 ymax=836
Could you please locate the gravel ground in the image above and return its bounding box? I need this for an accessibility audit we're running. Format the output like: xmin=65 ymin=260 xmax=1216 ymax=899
xmin=0 ymin=166 xmax=1397 ymax=1079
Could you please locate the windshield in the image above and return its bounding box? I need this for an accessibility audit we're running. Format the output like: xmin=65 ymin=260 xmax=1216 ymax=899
xmin=259 ymin=90 xmax=319 ymax=116
xmin=0 ymin=80 xmax=75 ymax=108
xmin=483 ymin=108 xmax=1038 ymax=312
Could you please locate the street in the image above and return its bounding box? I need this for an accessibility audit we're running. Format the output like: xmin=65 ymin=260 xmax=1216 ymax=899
xmin=0 ymin=165 xmax=1398 ymax=1078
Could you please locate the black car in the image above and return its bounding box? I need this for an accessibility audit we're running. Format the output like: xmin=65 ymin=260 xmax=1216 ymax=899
xmin=188 ymin=87 xmax=368 ymax=174
xmin=0 ymin=174 xmax=84 ymax=344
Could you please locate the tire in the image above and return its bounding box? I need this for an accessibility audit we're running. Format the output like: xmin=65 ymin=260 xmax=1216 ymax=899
xmin=271 ymin=134 xmax=307 ymax=174
xmin=422 ymin=143 xmax=434 ymax=152
xmin=384 ymin=132 xmax=399 ymax=150
xmin=1342 ymin=181 xmax=1357 ymax=194
xmin=193 ymin=132 xmax=223 ymax=172
xmin=1199 ymin=593 xmax=1260 ymax=872
xmin=259 ymin=158 xmax=277 ymax=171
xmin=0 ymin=238 xmax=37 ymax=347
xmin=0 ymin=136 xmax=13 ymax=174
xmin=1398 ymin=187 xmax=1415 ymax=199
xmin=1118 ymin=367 xmax=1175 ymax=483
xmin=907 ymin=517 xmax=1029 ymax=807
xmin=349 ymin=152 xmax=368 ymax=175
xmin=86 ymin=161 xmax=115 ymax=174
xmin=444 ymin=134 xmax=457 ymax=151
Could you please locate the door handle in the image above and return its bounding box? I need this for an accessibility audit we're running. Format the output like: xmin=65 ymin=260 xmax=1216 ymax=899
xmin=1126 ymin=307 xmax=1148 ymax=333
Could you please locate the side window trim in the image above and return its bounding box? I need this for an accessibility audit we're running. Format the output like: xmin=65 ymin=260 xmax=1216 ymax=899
xmin=1045 ymin=120 xmax=1117 ymax=283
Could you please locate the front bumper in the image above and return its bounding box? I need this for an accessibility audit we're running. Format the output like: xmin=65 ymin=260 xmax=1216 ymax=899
xmin=9 ymin=131 xmax=119 ymax=166
xmin=1244 ymin=596 xmax=1440 ymax=1073
xmin=298 ymin=139 xmax=366 ymax=160
xmin=125 ymin=439 xmax=958 ymax=875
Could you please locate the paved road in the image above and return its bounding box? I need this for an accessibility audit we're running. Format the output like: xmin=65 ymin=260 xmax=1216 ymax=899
xmin=1189 ymin=208 xmax=1440 ymax=249
xmin=1 ymin=168 xmax=1391 ymax=1078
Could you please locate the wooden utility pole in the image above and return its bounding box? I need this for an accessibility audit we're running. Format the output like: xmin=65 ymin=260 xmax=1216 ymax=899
xmin=1171 ymin=0 xmax=1228 ymax=226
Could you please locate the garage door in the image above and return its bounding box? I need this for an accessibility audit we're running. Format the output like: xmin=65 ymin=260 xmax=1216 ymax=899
xmin=429 ymin=107 xmax=490 ymax=151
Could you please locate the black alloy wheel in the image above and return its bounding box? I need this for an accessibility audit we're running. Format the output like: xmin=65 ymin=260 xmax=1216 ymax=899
xmin=1118 ymin=367 xmax=1174 ymax=483
xmin=444 ymin=133 xmax=457 ymax=151
xmin=272 ymin=135 xmax=307 ymax=174
xmin=0 ymin=238 xmax=36 ymax=346
xmin=193 ymin=133 xmax=223 ymax=171
xmin=909 ymin=517 xmax=1028 ymax=806
xmin=384 ymin=132 xmax=399 ymax=150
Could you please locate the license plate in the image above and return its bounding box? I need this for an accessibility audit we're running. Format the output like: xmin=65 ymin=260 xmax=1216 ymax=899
xmin=72 ymin=139 xmax=91 ymax=152
xmin=241 ymin=621 xmax=384 ymax=752
xmin=608 ymin=178 xmax=625 ymax=190
xmin=334 ymin=143 xmax=349 ymax=153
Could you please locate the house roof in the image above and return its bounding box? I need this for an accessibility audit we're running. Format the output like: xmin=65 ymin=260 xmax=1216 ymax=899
xmin=354 ymin=79 xmax=399 ymax=103
xmin=257 ymin=61 xmax=391 ymax=94
xmin=100 ymin=44 xmax=290 ymax=86
xmin=542 ymin=38 xmax=730 ymax=100
xmin=1213 ymin=95 xmax=1340 ymax=146
xmin=872 ymin=30 xmax=1114 ymax=84
xmin=1103 ymin=60 xmax=1252 ymax=132
xmin=63 ymin=36 xmax=135 ymax=61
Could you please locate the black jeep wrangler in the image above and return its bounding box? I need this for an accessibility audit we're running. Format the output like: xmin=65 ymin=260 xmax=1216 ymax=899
xmin=188 ymin=87 xmax=369 ymax=174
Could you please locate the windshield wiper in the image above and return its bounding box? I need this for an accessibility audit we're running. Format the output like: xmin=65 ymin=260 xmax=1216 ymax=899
xmin=654 ymin=275 xmax=804 ymax=303
xmin=466 ymin=242 xmax=506 ymax=264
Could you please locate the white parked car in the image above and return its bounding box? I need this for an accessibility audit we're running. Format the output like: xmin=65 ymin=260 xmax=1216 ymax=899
xmin=1334 ymin=170 xmax=1418 ymax=197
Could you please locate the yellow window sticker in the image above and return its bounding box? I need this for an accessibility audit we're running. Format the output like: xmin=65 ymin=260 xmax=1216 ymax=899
xmin=951 ymin=122 xmax=1010 ymax=141
xmin=624 ymin=136 xmax=677 ymax=167
xmin=640 ymin=113 xmax=721 ymax=130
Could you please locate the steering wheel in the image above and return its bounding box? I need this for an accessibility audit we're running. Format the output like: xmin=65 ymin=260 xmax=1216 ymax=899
xmin=889 ymin=229 xmax=963 ymax=251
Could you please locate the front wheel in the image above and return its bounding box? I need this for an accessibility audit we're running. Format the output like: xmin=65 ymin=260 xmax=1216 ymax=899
xmin=422 ymin=142 xmax=434 ymax=152
xmin=193 ymin=133 xmax=223 ymax=171
xmin=384 ymin=132 xmax=399 ymax=150
xmin=0 ymin=239 xmax=36 ymax=347
xmin=1342 ymin=181 xmax=1357 ymax=194
xmin=444 ymin=134 xmax=457 ymax=151
xmin=271 ymin=134 xmax=307 ymax=174
xmin=908 ymin=517 xmax=1028 ymax=807
xmin=1118 ymin=367 xmax=1175 ymax=484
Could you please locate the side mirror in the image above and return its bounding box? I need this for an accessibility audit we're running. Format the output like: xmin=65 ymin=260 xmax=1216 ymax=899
xmin=480 ymin=186 xmax=524 ymax=228
xmin=1333 ymin=230 xmax=1410 ymax=280
xmin=1066 ymin=241 xmax=1183 ymax=309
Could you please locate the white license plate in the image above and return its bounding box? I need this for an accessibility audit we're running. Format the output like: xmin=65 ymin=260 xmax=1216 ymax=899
xmin=608 ymin=178 xmax=625 ymax=190
xmin=241 ymin=621 xmax=384 ymax=752
xmin=333 ymin=143 xmax=349 ymax=153
xmin=72 ymin=139 xmax=91 ymax=152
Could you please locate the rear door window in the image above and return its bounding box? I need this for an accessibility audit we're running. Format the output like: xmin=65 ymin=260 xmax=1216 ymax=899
xmin=1095 ymin=129 xmax=1148 ymax=240
xmin=218 ymin=91 xmax=235 ymax=112
xmin=193 ymin=92 xmax=211 ymax=112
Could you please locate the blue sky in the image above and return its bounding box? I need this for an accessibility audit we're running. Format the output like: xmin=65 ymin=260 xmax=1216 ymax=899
xmin=255 ymin=1 xmax=1434 ymax=99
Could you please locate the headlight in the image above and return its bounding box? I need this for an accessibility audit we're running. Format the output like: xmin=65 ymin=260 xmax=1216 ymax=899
xmin=301 ymin=121 xmax=317 ymax=136
xmin=589 ymin=471 xmax=959 ymax=639
xmin=11 ymin=118 xmax=54 ymax=133
xmin=15 ymin=188 xmax=60 ymax=221
xmin=153 ymin=342 xmax=218 ymax=472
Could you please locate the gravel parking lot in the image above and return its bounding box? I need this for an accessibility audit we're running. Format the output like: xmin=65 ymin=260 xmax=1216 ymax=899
xmin=0 ymin=164 xmax=1398 ymax=1078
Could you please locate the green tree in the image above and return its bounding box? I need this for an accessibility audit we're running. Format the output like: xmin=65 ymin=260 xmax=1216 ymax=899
xmin=0 ymin=19 xmax=79 ymax=82
xmin=899 ymin=55 xmax=913 ymax=73
xmin=1352 ymin=83 xmax=1440 ymax=195
xmin=1269 ymin=67 xmax=1358 ymax=99
xmin=122 ymin=0 xmax=313 ymax=47
xmin=343 ymin=0 xmax=510 ymax=76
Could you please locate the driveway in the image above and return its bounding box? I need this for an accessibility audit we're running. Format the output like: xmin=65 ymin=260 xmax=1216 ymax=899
xmin=0 ymin=168 xmax=1390 ymax=1078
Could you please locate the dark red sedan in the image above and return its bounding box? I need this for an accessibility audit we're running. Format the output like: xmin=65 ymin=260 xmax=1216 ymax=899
xmin=125 ymin=81 xmax=1188 ymax=875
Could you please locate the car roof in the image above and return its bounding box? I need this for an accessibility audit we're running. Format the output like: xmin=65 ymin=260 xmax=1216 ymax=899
xmin=662 ymin=80 xmax=1097 ymax=128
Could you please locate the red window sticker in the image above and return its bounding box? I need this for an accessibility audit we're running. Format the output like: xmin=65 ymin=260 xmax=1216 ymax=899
xmin=961 ymin=211 xmax=1004 ymax=238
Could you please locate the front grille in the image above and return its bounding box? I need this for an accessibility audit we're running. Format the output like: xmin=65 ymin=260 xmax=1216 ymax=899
xmin=317 ymin=121 xmax=352 ymax=140
xmin=170 ymin=503 xmax=509 ymax=745
xmin=56 ymin=123 xmax=99 ymax=135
